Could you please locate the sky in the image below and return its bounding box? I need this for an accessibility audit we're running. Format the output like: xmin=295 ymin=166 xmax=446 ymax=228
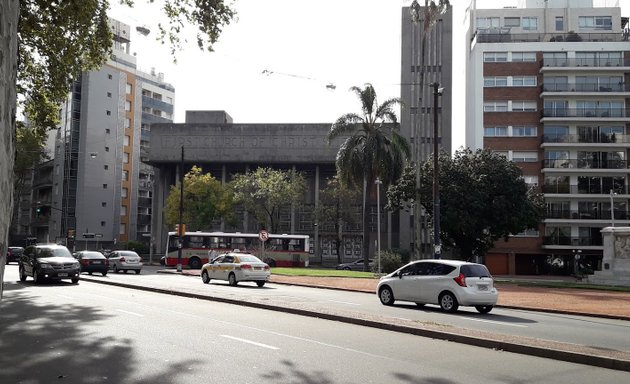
xmin=109 ymin=0 xmax=629 ymax=152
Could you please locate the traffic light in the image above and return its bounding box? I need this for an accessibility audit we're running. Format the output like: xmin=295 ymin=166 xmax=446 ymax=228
xmin=175 ymin=224 xmax=186 ymax=236
xmin=175 ymin=224 xmax=179 ymax=235
xmin=35 ymin=206 xmax=41 ymax=216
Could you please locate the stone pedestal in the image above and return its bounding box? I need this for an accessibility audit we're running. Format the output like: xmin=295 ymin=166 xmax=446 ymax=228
xmin=589 ymin=227 xmax=630 ymax=286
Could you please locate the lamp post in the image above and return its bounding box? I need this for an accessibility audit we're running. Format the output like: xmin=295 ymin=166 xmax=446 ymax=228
xmin=610 ymin=189 xmax=616 ymax=227
xmin=177 ymin=146 xmax=185 ymax=273
xmin=572 ymin=249 xmax=582 ymax=276
xmin=375 ymin=178 xmax=382 ymax=274
xmin=432 ymin=82 xmax=444 ymax=259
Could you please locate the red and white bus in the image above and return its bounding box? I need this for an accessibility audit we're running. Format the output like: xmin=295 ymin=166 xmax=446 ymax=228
xmin=164 ymin=231 xmax=310 ymax=269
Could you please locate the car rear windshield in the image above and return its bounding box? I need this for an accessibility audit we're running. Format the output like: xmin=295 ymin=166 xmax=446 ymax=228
xmin=82 ymin=252 xmax=105 ymax=259
xmin=238 ymin=255 xmax=262 ymax=263
xmin=460 ymin=264 xmax=492 ymax=278
xmin=120 ymin=251 xmax=139 ymax=257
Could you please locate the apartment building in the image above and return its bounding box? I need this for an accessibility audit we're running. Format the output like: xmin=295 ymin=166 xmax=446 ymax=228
xmin=41 ymin=19 xmax=174 ymax=250
xmin=401 ymin=5 xmax=453 ymax=259
xmin=466 ymin=0 xmax=629 ymax=274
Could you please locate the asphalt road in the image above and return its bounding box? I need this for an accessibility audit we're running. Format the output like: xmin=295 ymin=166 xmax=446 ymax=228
xmin=49 ymin=264 xmax=630 ymax=354
xmin=1 ymin=271 xmax=628 ymax=384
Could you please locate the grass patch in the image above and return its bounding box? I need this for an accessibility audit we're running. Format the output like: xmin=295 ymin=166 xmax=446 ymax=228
xmin=272 ymin=267 xmax=376 ymax=279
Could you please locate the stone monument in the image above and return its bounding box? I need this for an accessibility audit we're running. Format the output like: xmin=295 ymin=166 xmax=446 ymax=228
xmin=589 ymin=227 xmax=630 ymax=286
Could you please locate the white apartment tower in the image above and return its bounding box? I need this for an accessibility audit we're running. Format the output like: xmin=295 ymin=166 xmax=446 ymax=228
xmin=47 ymin=19 xmax=175 ymax=249
xmin=466 ymin=0 xmax=629 ymax=274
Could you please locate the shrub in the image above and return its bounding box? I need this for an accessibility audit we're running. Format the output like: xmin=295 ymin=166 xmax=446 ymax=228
xmin=372 ymin=250 xmax=403 ymax=274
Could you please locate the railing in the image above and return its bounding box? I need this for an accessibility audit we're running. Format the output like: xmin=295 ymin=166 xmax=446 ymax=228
xmin=541 ymin=57 xmax=630 ymax=68
xmin=542 ymin=133 xmax=630 ymax=144
xmin=476 ymin=31 xmax=624 ymax=44
xmin=541 ymin=83 xmax=628 ymax=92
xmin=542 ymin=108 xmax=628 ymax=118
xmin=546 ymin=210 xmax=630 ymax=220
xmin=542 ymin=185 xmax=626 ymax=194
xmin=542 ymin=158 xmax=628 ymax=169
xmin=543 ymin=236 xmax=603 ymax=246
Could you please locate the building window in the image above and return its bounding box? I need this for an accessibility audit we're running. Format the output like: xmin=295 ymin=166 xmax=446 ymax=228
xmin=476 ymin=17 xmax=499 ymax=29
xmin=522 ymin=175 xmax=539 ymax=187
xmin=124 ymin=135 xmax=130 ymax=146
xmin=483 ymin=101 xmax=508 ymax=112
xmin=493 ymin=151 xmax=509 ymax=158
xmin=101 ymin=221 xmax=106 ymax=226
xmin=483 ymin=52 xmax=507 ymax=62
xmin=512 ymin=151 xmax=538 ymax=163
xmin=104 ymin=165 xmax=109 ymax=170
xmin=555 ymin=16 xmax=564 ymax=31
xmin=122 ymin=187 xmax=128 ymax=198
xmin=107 ymin=92 xmax=112 ymax=98
xmin=543 ymin=52 xmax=568 ymax=66
xmin=522 ymin=17 xmax=538 ymax=30
xmin=120 ymin=224 xmax=126 ymax=235
xmin=484 ymin=76 xmax=508 ymax=87
xmin=102 ymin=202 xmax=107 ymax=207
xmin=105 ymin=146 xmax=109 ymax=152
xmin=122 ymin=170 xmax=128 ymax=181
xmin=513 ymin=126 xmax=537 ymax=137
xmin=484 ymin=126 xmax=508 ymax=136
xmin=121 ymin=205 xmax=127 ymax=216
xmin=108 ymin=74 xmax=112 ymax=80
xmin=126 ymin=83 xmax=132 ymax=94
xmin=504 ymin=17 xmax=520 ymax=27
xmin=123 ymin=152 xmax=129 ymax=164
xmin=579 ymin=16 xmax=612 ymax=30
xmin=511 ymin=52 xmax=536 ymax=62
xmin=105 ymin=128 xmax=110 ymax=134
xmin=103 ymin=184 xmax=108 ymax=189
xmin=124 ymin=118 xmax=131 ymax=129
xmin=125 ymin=101 xmax=131 ymax=111
xmin=511 ymin=101 xmax=537 ymax=112
xmin=106 ymin=110 xmax=111 ymax=116
xmin=512 ymin=76 xmax=537 ymax=87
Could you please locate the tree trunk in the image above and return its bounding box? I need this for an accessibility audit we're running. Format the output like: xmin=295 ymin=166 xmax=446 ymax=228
xmin=362 ymin=177 xmax=372 ymax=272
xmin=0 ymin=0 xmax=19 ymax=300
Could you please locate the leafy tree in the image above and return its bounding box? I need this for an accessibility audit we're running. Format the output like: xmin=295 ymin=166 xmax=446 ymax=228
xmin=387 ymin=148 xmax=544 ymax=259
xmin=315 ymin=176 xmax=361 ymax=264
xmin=231 ymin=168 xmax=306 ymax=233
xmin=1 ymin=0 xmax=236 ymax=298
xmin=409 ymin=0 xmax=450 ymax=258
xmin=327 ymin=84 xmax=411 ymax=271
xmin=164 ymin=166 xmax=235 ymax=231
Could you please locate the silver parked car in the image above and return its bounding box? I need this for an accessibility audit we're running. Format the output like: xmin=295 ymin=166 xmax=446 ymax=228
xmin=376 ymin=259 xmax=498 ymax=313
xmin=107 ymin=250 xmax=143 ymax=274
xmin=335 ymin=259 xmax=374 ymax=271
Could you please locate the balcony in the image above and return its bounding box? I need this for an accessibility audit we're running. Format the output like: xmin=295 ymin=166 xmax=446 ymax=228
xmin=542 ymin=133 xmax=630 ymax=145
xmin=543 ymin=236 xmax=602 ymax=246
xmin=541 ymin=158 xmax=628 ymax=170
xmin=475 ymin=31 xmax=623 ymax=44
xmin=541 ymin=57 xmax=630 ymax=68
xmin=545 ymin=210 xmax=629 ymax=220
xmin=542 ymin=185 xmax=626 ymax=194
xmin=542 ymin=108 xmax=627 ymax=118
xmin=541 ymin=82 xmax=629 ymax=93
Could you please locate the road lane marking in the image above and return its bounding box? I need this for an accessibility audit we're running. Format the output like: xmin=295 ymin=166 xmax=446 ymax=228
xmin=56 ymin=294 xmax=75 ymax=300
xmin=461 ymin=317 xmax=528 ymax=328
xmin=116 ymin=309 xmax=144 ymax=317
xmin=220 ymin=335 xmax=279 ymax=350
xmin=327 ymin=300 xmax=361 ymax=306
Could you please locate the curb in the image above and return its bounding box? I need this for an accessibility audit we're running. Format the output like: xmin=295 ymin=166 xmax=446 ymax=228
xmin=80 ymin=275 xmax=630 ymax=372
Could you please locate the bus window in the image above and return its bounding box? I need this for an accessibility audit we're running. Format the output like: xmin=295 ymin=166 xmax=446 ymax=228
xmin=189 ymin=236 xmax=204 ymax=248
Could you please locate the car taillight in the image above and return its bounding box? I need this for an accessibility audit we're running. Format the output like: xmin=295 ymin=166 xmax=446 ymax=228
xmin=106 ymin=260 xmax=109 ymax=266
xmin=264 ymin=265 xmax=270 ymax=270
xmin=81 ymin=259 xmax=90 ymax=265
xmin=119 ymin=257 xmax=126 ymax=262
xmin=453 ymin=273 xmax=467 ymax=287
xmin=241 ymin=264 xmax=252 ymax=270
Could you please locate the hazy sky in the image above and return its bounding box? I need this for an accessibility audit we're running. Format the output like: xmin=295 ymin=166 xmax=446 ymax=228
xmin=109 ymin=0 xmax=628 ymax=151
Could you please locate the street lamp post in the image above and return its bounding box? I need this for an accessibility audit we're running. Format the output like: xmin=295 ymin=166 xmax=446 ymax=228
xmin=610 ymin=189 xmax=616 ymax=227
xmin=432 ymin=82 xmax=444 ymax=259
xmin=375 ymin=178 xmax=382 ymax=274
xmin=177 ymin=146 xmax=185 ymax=273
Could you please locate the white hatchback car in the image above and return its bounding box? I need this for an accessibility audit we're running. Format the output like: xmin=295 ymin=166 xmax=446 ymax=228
xmin=107 ymin=250 xmax=143 ymax=274
xmin=376 ymin=259 xmax=498 ymax=313
xmin=200 ymin=252 xmax=270 ymax=287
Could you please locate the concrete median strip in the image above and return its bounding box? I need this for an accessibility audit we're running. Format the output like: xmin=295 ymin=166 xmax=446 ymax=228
xmin=79 ymin=274 xmax=630 ymax=372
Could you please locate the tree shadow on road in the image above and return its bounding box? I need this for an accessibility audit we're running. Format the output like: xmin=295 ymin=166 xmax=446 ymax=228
xmin=0 ymin=287 xmax=200 ymax=384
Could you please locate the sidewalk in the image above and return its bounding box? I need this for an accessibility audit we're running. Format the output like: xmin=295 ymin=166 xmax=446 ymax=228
xmin=167 ymin=269 xmax=630 ymax=320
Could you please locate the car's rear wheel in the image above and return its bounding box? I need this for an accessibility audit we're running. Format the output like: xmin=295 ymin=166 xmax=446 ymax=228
xmin=123 ymin=269 xmax=128 ymax=274
xmin=475 ymin=305 xmax=493 ymax=314
xmin=256 ymin=281 xmax=265 ymax=287
xmin=228 ymin=273 xmax=238 ymax=286
xmin=439 ymin=292 xmax=459 ymax=313
xmin=88 ymin=272 xmax=92 ymax=275
xmin=135 ymin=270 xmax=141 ymax=275
xmin=343 ymin=266 xmax=351 ymax=271
xmin=32 ymin=269 xmax=41 ymax=284
xmin=378 ymin=286 xmax=395 ymax=306
xmin=19 ymin=266 xmax=27 ymax=282
xmin=71 ymin=277 xmax=79 ymax=284
xmin=102 ymin=271 xmax=108 ymax=276
xmin=188 ymin=257 xmax=201 ymax=269
xmin=114 ymin=265 xmax=119 ymax=273
xmin=201 ymin=270 xmax=211 ymax=284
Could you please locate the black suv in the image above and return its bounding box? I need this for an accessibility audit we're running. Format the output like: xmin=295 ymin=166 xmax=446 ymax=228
xmin=19 ymin=244 xmax=80 ymax=284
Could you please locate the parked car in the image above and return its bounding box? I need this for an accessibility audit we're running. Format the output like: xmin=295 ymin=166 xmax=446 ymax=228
xmin=18 ymin=244 xmax=80 ymax=284
xmin=335 ymin=259 xmax=374 ymax=271
xmin=376 ymin=259 xmax=498 ymax=314
xmin=200 ymin=251 xmax=270 ymax=287
xmin=7 ymin=246 xmax=24 ymax=264
xmin=74 ymin=251 xmax=109 ymax=276
xmin=107 ymin=250 xmax=143 ymax=274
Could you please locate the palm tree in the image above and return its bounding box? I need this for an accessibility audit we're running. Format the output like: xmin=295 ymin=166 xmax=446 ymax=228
xmin=327 ymin=84 xmax=411 ymax=271
xmin=409 ymin=0 xmax=450 ymax=258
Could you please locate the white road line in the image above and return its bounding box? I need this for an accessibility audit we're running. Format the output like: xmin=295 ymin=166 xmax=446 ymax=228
xmin=116 ymin=309 xmax=144 ymax=317
xmin=462 ymin=317 xmax=528 ymax=328
xmin=327 ymin=300 xmax=361 ymax=306
xmin=56 ymin=294 xmax=75 ymax=300
xmin=220 ymin=335 xmax=279 ymax=350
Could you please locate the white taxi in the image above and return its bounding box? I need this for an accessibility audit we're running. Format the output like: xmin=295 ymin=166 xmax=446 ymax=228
xmin=200 ymin=251 xmax=270 ymax=287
